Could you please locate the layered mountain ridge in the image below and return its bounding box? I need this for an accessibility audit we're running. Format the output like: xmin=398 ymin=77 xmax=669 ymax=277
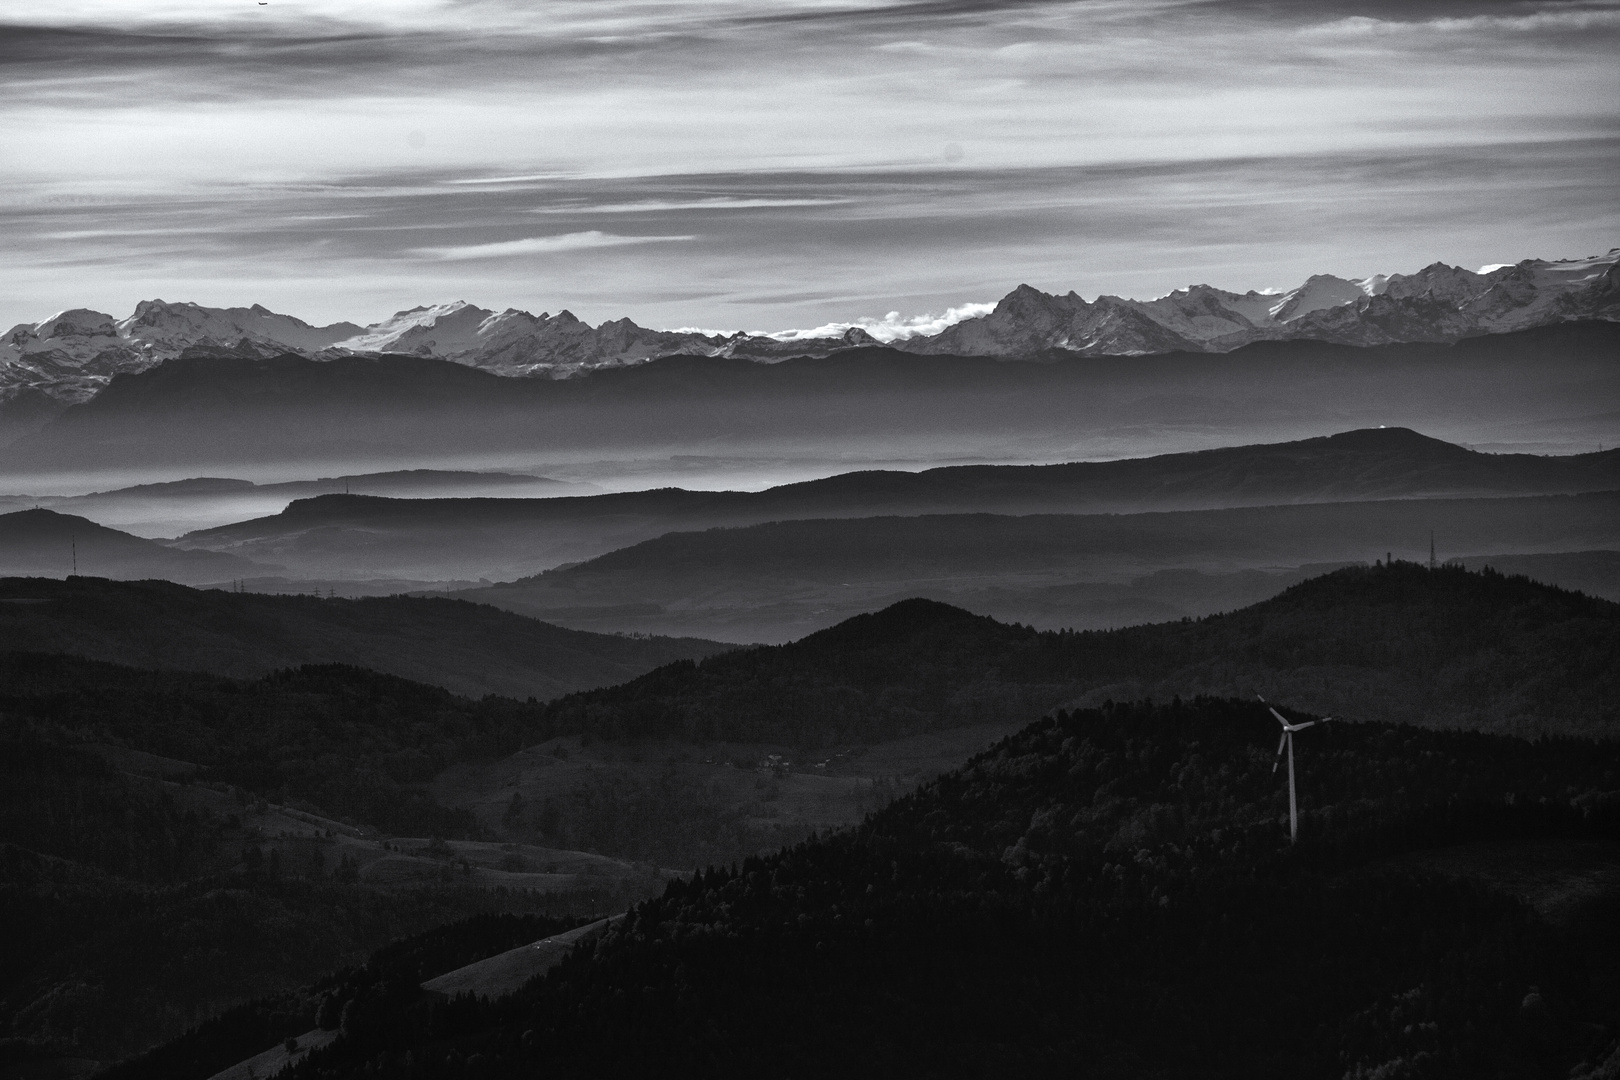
xmin=4 ymin=249 xmax=1614 ymax=411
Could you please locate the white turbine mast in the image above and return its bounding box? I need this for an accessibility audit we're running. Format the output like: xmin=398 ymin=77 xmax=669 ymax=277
xmin=1259 ymin=694 xmax=1332 ymax=844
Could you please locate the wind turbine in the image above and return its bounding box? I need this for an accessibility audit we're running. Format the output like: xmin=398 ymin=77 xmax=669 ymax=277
xmin=1259 ymin=695 xmax=1332 ymax=844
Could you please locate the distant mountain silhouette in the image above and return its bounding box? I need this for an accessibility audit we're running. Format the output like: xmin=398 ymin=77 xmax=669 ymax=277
xmin=0 ymin=576 xmax=728 ymax=700
xmin=461 ymin=489 xmax=1620 ymax=641
xmin=78 ymin=468 xmax=570 ymax=500
xmin=2 ymin=321 xmax=1615 ymax=472
xmin=0 ymin=468 xmax=585 ymax=539
xmin=0 ymin=508 xmax=266 ymax=583
xmin=169 ymin=426 xmax=1620 ymax=584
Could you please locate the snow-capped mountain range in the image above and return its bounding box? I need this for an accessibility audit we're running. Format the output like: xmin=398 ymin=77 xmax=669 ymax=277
xmin=4 ymin=249 xmax=1615 ymax=410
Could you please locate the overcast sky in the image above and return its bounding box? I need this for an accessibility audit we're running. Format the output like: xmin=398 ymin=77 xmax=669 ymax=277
xmin=2 ymin=0 xmax=1616 ymax=334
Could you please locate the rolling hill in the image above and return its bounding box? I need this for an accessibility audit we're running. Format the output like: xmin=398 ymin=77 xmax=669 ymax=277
xmin=0 ymin=657 xmax=661 ymax=1069
xmin=155 ymin=696 xmax=1620 ymax=1079
xmin=170 ymin=427 xmax=1620 ymax=585
xmin=0 ymin=468 xmax=584 ymax=538
xmin=6 ymin=561 xmax=1620 ymax=1075
xmin=0 ymin=576 xmax=728 ymax=700
xmin=531 ymin=561 xmax=1620 ymax=744
xmin=0 ymin=508 xmax=266 ymax=584
xmin=464 ymin=489 xmax=1620 ymax=641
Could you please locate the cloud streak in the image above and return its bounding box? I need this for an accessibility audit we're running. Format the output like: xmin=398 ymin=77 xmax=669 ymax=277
xmin=417 ymin=232 xmax=695 ymax=260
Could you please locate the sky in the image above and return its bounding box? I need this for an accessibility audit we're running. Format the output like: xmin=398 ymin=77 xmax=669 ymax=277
xmin=2 ymin=0 xmax=1617 ymax=335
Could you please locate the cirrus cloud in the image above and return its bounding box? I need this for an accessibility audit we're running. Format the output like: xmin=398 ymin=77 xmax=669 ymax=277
xmin=415 ymin=231 xmax=695 ymax=260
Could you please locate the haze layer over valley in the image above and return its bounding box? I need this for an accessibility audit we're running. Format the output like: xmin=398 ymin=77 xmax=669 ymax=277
xmin=3 ymin=426 xmax=1617 ymax=644
xmin=0 ymin=322 xmax=1615 ymax=510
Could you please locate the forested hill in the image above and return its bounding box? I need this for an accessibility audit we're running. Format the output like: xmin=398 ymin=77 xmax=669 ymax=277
xmin=0 ymin=576 xmax=727 ymax=700
xmin=0 ymin=655 xmax=549 ymax=839
xmin=538 ymin=561 xmax=1620 ymax=744
xmin=272 ymin=697 xmax=1620 ymax=1078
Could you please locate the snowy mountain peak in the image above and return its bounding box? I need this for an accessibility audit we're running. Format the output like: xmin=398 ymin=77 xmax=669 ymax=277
xmin=3 ymin=247 xmax=1614 ymax=413
xmin=26 ymin=309 xmax=121 ymax=342
xmin=1267 ymin=275 xmax=1369 ymax=323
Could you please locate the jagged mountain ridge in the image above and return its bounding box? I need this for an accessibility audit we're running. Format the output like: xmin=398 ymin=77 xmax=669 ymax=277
xmin=4 ymin=249 xmax=1614 ymax=410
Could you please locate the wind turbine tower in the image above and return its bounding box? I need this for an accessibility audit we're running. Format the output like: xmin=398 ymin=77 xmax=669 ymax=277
xmin=1259 ymin=695 xmax=1332 ymax=843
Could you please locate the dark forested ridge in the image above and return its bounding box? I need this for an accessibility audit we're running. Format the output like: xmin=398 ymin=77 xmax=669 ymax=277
xmin=8 ymin=562 xmax=1620 ymax=1075
xmin=537 ymin=561 xmax=1620 ymax=744
xmin=265 ymin=697 xmax=1620 ymax=1079
xmin=0 ymin=657 xmax=645 ymax=1067
xmin=0 ymin=576 xmax=728 ymax=700
xmin=0 ymin=654 xmax=554 ymax=837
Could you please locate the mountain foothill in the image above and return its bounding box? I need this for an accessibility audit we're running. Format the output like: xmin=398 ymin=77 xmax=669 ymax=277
xmin=4 ymin=561 xmax=1620 ymax=1075
xmin=3 ymin=249 xmax=1620 ymax=1077
xmin=10 ymin=564 xmax=1616 ymax=1078
xmin=0 ymin=426 xmax=1617 ymax=641
xmin=0 ymin=576 xmax=728 ymax=701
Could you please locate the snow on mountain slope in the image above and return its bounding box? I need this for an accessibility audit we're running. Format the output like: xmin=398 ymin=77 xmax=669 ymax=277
xmin=900 ymin=248 xmax=1618 ymax=358
xmin=332 ymin=301 xmax=495 ymax=356
xmin=1465 ymin=253 xmax=1620 ymax=331
xmin=0 ymin=309 xmax=137 ymax=407
xmin=4 ymin=248 xmax=1615 ymax=412
xmin=118 ymin=300 xmax=363 ymax=356
xmin=0 ymin=301 xmax=365 ymax=409
xmin=1123 ymin=286 xmax=1269 ymax=347
xmin=332 ymin=302 xmax=737 ymax=376
xmin=1267 ymin=275 xmax=1373 ymax=322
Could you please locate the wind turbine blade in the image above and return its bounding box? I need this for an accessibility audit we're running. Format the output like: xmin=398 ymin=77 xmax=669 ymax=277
xmin=1273 ymin=731 xmax=1287 ymax=772
xmin=1292 ymin=721 xmax=1317 ymax=732
xmin=1269 ymin=707 xmax=1290 ymax=728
